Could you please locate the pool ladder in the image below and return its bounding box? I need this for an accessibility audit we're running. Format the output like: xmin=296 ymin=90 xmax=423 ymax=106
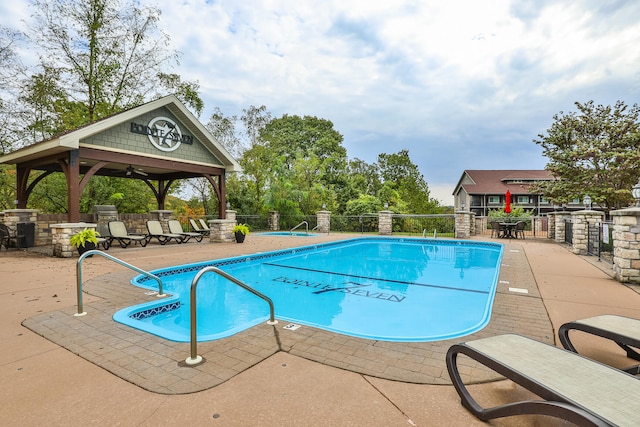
xmin=186 ymin=267 xmax=277 ymax=366
xmin=290 ymin=220 xmax=309 ymax=235
xmin=75 ymin=250 xmax=165 ymax=317
xmin=422 ymin=228 xmax=437 ymax=238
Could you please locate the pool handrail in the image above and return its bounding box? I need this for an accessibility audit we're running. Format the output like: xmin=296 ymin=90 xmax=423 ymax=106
xmin=290 ymin=220 xmax=308 ymax=235
xmin=75 ymin=249 xmax=166 ymax=317
xmin=186 ymin=266 xmax=278 ymax=366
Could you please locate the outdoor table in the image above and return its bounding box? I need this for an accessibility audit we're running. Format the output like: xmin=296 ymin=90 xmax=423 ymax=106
xmin=499 ymin=222 xmax=516 ymax=238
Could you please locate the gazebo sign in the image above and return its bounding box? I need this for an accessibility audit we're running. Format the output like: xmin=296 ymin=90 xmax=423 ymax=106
xmin=130 ymin=116 xmax=193 ymax=152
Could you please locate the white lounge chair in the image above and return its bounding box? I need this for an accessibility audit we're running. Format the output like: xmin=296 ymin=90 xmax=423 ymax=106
xmin=108 ymin=221 xmax=148 ymax=248
xmin=559 ymin=314 xmax=640 ymax=374
xmin=446 ymin=334 xmax=640 ymax=426
xmin=198 ymin=218 xmax=211 ymax=235
xmin=167 ymin=220 xmax=203 ymax=243
xmin=189 ymin=218 xmax=209 ymax=236
xmin=146 ymin=220 xmax=183 ymax=245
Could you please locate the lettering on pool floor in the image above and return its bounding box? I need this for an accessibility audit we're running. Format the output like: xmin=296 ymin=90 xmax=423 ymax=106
xmin=273 ymin=276 xmax=406 ymax=303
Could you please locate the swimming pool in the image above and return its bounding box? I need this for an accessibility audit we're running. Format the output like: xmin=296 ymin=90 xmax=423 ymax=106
xmin=114 ymin=238 xmax=503 ymax=342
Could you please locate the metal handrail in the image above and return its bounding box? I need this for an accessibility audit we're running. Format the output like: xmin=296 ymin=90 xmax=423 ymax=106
xmin=290 ymin=221 xmax=308 ymax=235
xmin=75 ymin=249 xmax=165 ymax=317
xmin=185 ymin=266 xmax=278 ymax=366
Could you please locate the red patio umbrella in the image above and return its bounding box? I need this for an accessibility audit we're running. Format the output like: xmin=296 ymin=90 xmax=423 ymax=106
xmin=504 ymin=190 xmax=512 ymax=214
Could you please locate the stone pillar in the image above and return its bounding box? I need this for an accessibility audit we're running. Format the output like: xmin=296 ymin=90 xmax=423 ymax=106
xmin=454 ymin=211 xmax=472 ymax=239
xmin=475 ymin=216 xmax=487 ymax=236
xmin=378 ymin=210 xmax=392 ymax=235
xmin=209 ymin=210 xmax=236 ymax=243
xmin=51 ymin=222 xmax=97 ymax=258
xmin=570 ymin=210 xmax=605 ymax=255
xmin=547 ymin=213 xmax=556 ymax=240
xmin=149 ymin=210 xmax=173 ymax=222
xmin=316 ymin=210 xmax=331 ymax=234
xmin=553 ymin=211 xmax=571 ymax=243
xmin=611 ymin=208 xmax=640 ymax=283
xmin=268 ymin=211 xmax=279 ymax=231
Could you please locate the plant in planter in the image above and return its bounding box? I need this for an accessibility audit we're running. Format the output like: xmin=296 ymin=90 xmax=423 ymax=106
xmin=232 ymin=223 xmax=250 ymax=243
xmin=70 ymin=227 xmax=100 ymax=255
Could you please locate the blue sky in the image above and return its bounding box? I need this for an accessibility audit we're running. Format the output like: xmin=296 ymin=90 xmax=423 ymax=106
xmin=3 ymin=1 xmax=640 ymax=204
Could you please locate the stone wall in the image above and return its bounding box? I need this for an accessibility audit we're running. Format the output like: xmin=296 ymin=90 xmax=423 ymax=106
xmin=611 ymin=208 xmax=640 ymax=283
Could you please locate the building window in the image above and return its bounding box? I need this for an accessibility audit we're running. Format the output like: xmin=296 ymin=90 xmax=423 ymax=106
xmin=517 ymin=196 xmax=530 ymax=204
xmin=488 ymin=196 xmax=500 ymax=204
xmin=540 ymin=197 xmax=549 ymax=204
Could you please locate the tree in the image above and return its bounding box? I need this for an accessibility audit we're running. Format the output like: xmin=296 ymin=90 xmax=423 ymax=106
xmin=532 ymin=101 xmax=640 ymax=211
xmin=27 ymin=0 xmax=200 ymax=128
xmin=377 ymin=150 xmax=436 ymax=213
xmin=0 ymin=26 xmax=26 ymax=153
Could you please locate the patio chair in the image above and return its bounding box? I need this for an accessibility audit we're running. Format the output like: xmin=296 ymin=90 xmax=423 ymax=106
xmin=146 ymin=220 xmax=184 ymax=245
xmin=198 ymin=218 xmax=211 ymax=235
xmin=167 ymin=220 xmax=203 ymax=243
xmin=559 ymin=314 xmax=640 ymax=375
xmin=446 ymin=333 xmax=640 ymax=426
xmin=489 ymin=221 xmax=504 ymax=238
xmin=0 ymin=223 xmax=17 ymax=250
xmin=514 ymin=221 xmax=526 ymax=239
xmin=108 ymin=221 xmax=148 ymax=248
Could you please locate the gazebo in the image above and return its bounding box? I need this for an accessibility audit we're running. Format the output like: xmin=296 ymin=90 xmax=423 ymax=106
xmin=0 ymin=95 xmax=241 ymax=222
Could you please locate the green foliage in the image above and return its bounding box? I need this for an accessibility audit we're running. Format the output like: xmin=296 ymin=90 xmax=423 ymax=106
xmin=0 ymin=165 xmax=16 ymax=210
xmin=345 ymin=195 xmax=383 ymax=216
xmin=69 ymin=228 xmax=100 ymax=248
xmin=532 ymin=100 xmax=640 ymax=211
xmin=488 ymin=205 xmax=534 ymax=219
xmin=232 ymin=223 xmax=250 ymax=235
xmin=377 ymin=150 xmax=436 ymax=213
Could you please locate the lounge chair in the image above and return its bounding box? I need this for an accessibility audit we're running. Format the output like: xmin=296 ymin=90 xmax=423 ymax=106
xmin=108 ymin=221 xmax=148 ymax=248
xmin=198 ymin=218 xmax=211 ymax=235
xmin=559 ymin=314 xmax=640 ymax=374
xmin=0 ymin=223 xmax=16 ymax=250
xmin=146 ymin=220 xmax=184 ymax=245
xmin=167 ymin=220 xmax=203 ymax=243
xmin=446 ymin=334 xmax=640 ymax=426
xmin=95 ymin=223 xmax=111 ymax=250
xmin=189 ymin=218 xmax=210 ymax=236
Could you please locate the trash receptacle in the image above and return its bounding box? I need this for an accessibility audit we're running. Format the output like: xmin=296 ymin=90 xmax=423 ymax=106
xmin=17 ymin=222 xmax=35 ymax=248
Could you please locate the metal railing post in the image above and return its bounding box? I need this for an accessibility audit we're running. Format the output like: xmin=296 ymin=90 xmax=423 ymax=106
xmin=75 ymin=250 xmax=165 ymax=317
xmin=186 ymin=266 xmax=277 ymax=366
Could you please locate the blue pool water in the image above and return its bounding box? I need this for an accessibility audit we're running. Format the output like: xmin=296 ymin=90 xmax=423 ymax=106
xmin=113 ymin=238 xmax=503 ymax=342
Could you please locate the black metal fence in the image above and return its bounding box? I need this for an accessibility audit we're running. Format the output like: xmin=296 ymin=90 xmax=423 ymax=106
xmin=236 ymin=214 xmax=269 ymax=231
xmin=564 ymin=219 xmax=573 ymax=244
xmin=330 ymin=214 xmax=378 ymax=233
xmin=587 ymin=221 xmax=613 ymax=263
xmin=391 ymin=214 xmax=456 ymax=237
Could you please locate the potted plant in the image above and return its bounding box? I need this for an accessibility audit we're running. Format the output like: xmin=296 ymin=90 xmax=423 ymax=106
xmin=70 ymin=227 xmax=100 ymax=255
xmin=232 ymin=223 xmax=250 ymax=243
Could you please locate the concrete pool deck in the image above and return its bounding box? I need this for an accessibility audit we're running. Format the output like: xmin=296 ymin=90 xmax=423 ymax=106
xmin=2 ymin=234 xmax=640 ymax=426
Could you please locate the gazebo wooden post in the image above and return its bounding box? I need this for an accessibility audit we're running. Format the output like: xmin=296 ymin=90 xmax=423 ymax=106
xmin=66 ymin=150 xmax=81 ymax=223
xmin=219 ymin=173 xmax=226 ymax=219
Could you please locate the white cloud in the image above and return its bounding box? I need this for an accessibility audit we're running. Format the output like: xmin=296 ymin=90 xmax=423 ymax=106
xmin=3 ymin=0 xmax=640 ymax=198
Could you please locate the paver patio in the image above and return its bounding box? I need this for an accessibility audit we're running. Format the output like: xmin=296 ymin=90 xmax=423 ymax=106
xmin=2 ymin=234 xmax=639 ymax=426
